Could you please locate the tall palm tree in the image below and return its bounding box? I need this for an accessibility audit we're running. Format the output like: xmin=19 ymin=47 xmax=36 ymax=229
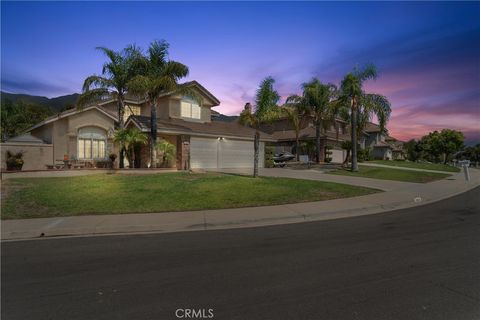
xmin=339 ymin=64 xmax=391 ymax=171
xmin=113 ymin=128 xmax=148 ymax=168
xmin=281 ymin=98 xmax=308 ymax=161
xmin=78 ymin=45 xmax=142 ymax=168
xmin=239 ymin=77 xmax=280 ymax=177
xmin=287 ymin=79 xmax=339 ymax=163
xmin=128 ymin=40 xmax=193 ymax=168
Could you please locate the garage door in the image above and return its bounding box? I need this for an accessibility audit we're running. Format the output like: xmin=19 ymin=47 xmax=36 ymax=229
xmin=330 ymin=149 xmax=345 ymax=163
xmin=190 ymin=137 xmax=264 ymax=169
xmin=190 ymin=137 xmax=218 ymax=169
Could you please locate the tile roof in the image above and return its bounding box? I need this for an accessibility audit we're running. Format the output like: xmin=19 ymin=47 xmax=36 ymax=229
xmin=128 ymin=116 xmax=276 ymax=141
xmin=269 ymin=126 xmax=351 ymax=142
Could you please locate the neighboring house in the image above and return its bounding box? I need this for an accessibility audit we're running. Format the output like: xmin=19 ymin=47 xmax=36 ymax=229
xmin=362 ymin=122 xmax=405 ymax=160
xmin=11 ymin=81 xmax=274 ymax=170
xmin=261 ymin=117 xmax=360 ymax=163
xmin=263 ymin=117 xmax=404 ymax=163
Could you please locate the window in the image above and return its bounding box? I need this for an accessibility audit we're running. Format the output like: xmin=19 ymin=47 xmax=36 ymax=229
xmin=180 ymin=98 xmax=201 ymax=119
xmin=77 ymin=127 xmax=107 ymax=159
xmin=123 ymin=105 xmax=141 ymax=122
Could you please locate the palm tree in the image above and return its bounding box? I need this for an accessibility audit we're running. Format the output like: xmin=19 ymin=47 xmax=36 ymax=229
xmin=287 ymin=79 xmax=339 ymax=163
xmin=128 ymin=40 xmax=193 ymax=168
xmin=156 ymin=140 xmax=176 ymax=167
xmin=113 ymin=128 xmax=148 ymax=168
xmin=281 ymin=99 xmax=308 ymax=161
xmin=78 ymin=45 xmax=143 ymax=168
xmin=239 ymin=77 xmax=280 ymax=177
xmin=339 ymin=64 xmax=391 ymax=171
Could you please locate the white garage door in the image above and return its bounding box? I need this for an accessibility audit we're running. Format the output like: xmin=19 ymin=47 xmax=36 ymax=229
xmin=190 ymin=137 xmax=218 ymax=169
xmin=330 ymin=149 xmax=345 ymax=163
xmin=190 ymin=137 xmax=264 ymax=169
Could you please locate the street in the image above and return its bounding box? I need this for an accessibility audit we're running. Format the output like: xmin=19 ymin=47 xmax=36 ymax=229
xmin=2 ymin=187 xmax=480 ymax=320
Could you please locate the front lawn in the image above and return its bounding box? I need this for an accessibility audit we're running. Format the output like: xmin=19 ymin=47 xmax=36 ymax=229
xmin=1 ymin=172 xmax=380 ymax=219
xmin=328 ymin=166 xmax=450 ymax=183
xmin=367 ymin=160 xmax=460 ymax=172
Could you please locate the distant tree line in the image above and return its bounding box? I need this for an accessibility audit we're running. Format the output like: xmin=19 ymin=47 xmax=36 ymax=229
xmin=1 ymin=99 xmax=53 ymax=142
xmin=404 ymin=129 xmax=478 ymax=164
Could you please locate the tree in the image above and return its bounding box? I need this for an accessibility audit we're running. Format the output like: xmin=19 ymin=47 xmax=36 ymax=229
xmin=339 ymin=64 xmax=391 ymax=171
xmin=287 ymin=79 xmax=339 ymax=163
xmin=78 ymin=45 xmax=143 ymax=168
xmin=1 ymin=99 xmax=53 ymax=142
xmin=156 ymin=140 xmax=176 ymax=167
xmin=128 ymin=40 xmax=193 ymax=168
xmin=341 ymin=140 xmax=352 ymax=167
xmin=421 ymin=129 xmax=464 ymax=164
xmin=461 ymin=144 xmax=480 ymax=163
xmin=239 ymin=77 xmax=280 ymax=177
xmin=281 ymin=101 xmax=308 ymax=161
xmin=404 ymin=139 xmax=423 ymax=162
xmin=113 ymin=128 xmax=148 ymax=168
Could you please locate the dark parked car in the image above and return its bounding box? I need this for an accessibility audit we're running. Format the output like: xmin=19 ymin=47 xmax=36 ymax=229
xmin=273 ymin=152 xmax=295 ymax=167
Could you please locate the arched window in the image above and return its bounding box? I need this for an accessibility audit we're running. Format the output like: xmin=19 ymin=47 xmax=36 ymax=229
xmin=77 ymin=127 xmax=107 ymax=159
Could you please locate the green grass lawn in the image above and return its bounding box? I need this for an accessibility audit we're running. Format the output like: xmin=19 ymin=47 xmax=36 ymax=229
xmin=328 ymin=166 xmax=450 ymax=183
xmin=1 ymin=172 xmax=380 ymax=219
xmin=366 ymin=160 xmax=460 ymax=172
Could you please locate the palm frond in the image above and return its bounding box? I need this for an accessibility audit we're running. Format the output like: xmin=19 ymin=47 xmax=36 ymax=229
xmin=77 ymin=88 xmax=110 ymax=108
xmin=82 ymin=75 xmax=113 ymax=92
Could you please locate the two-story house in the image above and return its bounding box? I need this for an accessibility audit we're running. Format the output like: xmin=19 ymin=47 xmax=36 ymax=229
xmin=24 ymin=81 xmax=275 ymax=170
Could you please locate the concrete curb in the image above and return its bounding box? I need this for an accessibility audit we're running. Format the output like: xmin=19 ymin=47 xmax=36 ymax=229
xmin=2 ymin=169 xmax=479 ymax=241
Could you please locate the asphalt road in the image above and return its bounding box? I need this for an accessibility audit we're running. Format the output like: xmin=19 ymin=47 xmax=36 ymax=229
xmin=2 ymin=188 xmax=480 ymax=320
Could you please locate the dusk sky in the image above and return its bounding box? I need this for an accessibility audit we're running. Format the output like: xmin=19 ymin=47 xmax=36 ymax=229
xmin=1 ymin=1 xmax=479 ymax=143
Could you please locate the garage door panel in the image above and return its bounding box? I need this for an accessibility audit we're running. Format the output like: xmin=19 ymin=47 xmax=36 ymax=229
xmin=190 ymin=137 xmax=217 ymax=169
xmin=331 ymin=149 xmax=345 ymax=163
xmin=190 ymin=137 xmax=264 ymax=169
xmin=220 ymin=140 xmax=254 ymax=168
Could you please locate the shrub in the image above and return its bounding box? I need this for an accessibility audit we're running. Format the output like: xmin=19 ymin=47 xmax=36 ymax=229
xmin=6 ymin=150 xmax=24 ymax=171
xmin=358 ymin=147 xmax=373 ymax=162
xmin=265 ymin=146 xmax=275 ymax=168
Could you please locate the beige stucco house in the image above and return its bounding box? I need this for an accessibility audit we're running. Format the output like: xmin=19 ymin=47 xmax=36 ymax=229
xmin=8 ymin=81 xmax=274 ymax=170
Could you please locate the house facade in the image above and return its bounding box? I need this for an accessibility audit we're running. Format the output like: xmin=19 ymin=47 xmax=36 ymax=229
xmin=13 ymin=81 xmax=274 ymax=170
xmin=263 ymin=117 xmax=404 ymax=163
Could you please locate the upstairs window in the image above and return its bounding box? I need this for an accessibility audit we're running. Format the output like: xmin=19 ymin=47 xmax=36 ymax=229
xmin=180 ymin=98 xmax=201 ymax=120
xmin=124 ymin=105 xmax=141 ymax=122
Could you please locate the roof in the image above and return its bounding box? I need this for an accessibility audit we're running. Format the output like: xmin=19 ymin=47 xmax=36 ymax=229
xmin=6 ymin=134 xmax=46 ymax=144
xmin=373 ymin=141 xmax=392 ymax=148
xmin=25 ymin=106 xmax=118 ymax=132
xmin=127 ymin=116 xmax=276 ymax=141
xmin=364 ymin=122 xmax=381 ymax=133
xmin=270 ymin=126 xmax=351 ymax=142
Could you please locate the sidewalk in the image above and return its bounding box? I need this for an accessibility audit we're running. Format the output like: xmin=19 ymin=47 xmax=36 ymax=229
xmin=358 ymin=162 xmax=459 ymax=174
xmin=2 ymin=168 xmax=479 ymax=241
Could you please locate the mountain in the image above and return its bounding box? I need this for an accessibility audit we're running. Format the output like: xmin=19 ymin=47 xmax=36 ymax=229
xmin=211 ymin=109 xmax=239 ymax=122
xmin=1 ymin=91 xmax=240 ymax=121
xmin=1 ymin=91 xmax=80 ymax=112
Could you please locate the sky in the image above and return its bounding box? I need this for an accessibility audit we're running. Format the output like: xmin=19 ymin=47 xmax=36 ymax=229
xmin=1 ymin=1 xmax=479 ymax=144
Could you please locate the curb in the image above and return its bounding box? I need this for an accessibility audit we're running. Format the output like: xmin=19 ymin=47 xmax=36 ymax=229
xmin=2 ymin=182 xmax=478 ymax=242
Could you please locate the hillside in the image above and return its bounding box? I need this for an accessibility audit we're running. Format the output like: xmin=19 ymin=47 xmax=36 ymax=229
xmin=1 ymin=91 xmax=79 ymax=112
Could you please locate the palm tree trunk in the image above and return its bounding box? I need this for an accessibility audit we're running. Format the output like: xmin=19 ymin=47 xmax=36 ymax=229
xmin=342 ymin=149 xmax=351 ymax=167
xmin=131 ymin=147 xmax=136 ymax=169
xmin=118 ymin=98 xmax=125 ymax=169
xmin=150 ymin=102 xmax=158 ymax=168
xmin=351 ymin=99 xmax=359 ymax=172
xmin=315 ymin=123 xmax=321 ymax=163
xmin=295 ymin=132 xmax=300 ymax=161
xmin=253 ymin=130 xmax=260 ymax=178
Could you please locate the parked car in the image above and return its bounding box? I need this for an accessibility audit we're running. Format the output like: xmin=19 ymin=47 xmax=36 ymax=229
xmin=273 ymin=152 xmax=295 ymax=167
